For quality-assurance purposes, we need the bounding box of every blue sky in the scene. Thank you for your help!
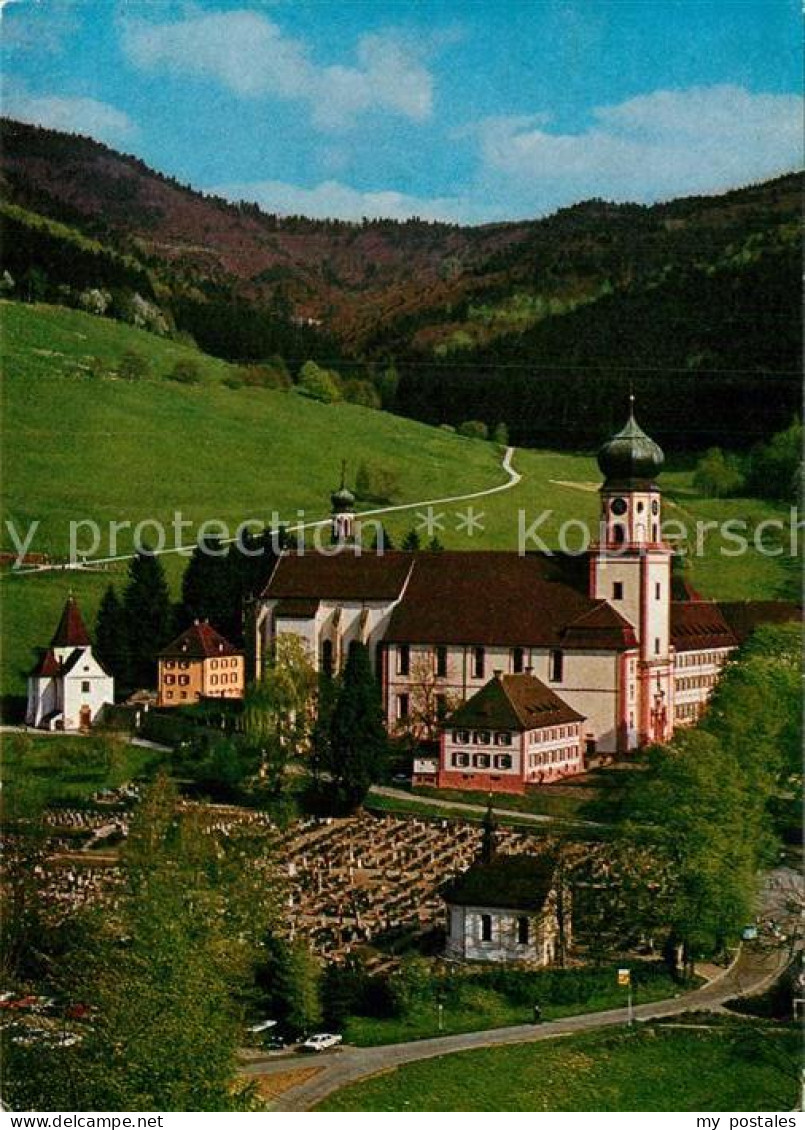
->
[2,0,802,223]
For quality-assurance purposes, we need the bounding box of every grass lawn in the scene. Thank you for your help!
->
[317,1022,800,1111]
[1,730,166,808]
[342,969,684,1047]
[1,301,796,698]
[365,790,586,834]
[411,784,594,822]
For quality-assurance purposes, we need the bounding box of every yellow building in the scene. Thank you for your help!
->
[157,620,244,707]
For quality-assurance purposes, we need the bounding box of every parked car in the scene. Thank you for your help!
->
[301,1033,343,1053]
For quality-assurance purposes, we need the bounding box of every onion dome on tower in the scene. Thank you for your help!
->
[597,395,664,489]
[330,461,356,542]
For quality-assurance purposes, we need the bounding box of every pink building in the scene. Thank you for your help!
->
[439,672,584,795]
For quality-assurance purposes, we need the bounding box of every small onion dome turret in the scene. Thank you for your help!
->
[597,397,664,488]
[331,462,355,513]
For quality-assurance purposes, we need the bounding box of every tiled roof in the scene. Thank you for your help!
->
[61,648,88,675]
[672,576,704,602]
[51,596,91,648]
[274,597,321,618]
[671,602,739,652]
[263,550,414,602]
[29,648,62,678]
[385,552,597,647]
[560,601,638,651]
[442,853,558,911]
[446,673,584,732]
[718,601,802,644]
[159,621,242,660]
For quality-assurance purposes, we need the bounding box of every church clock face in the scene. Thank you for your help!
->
[610,497,628,516]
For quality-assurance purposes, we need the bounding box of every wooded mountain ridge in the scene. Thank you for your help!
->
[1,117,800,448]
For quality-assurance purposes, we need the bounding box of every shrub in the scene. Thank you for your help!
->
[297,360,342,403]
[458,420,489,441]
[118,349,150,381]
[343,379,381,409]
[167,358,202,385]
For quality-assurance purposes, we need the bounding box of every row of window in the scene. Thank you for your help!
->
[675,702,702,720]
[209,658,238,670]
[452,730,513,747]
[528,724,578,744]
[164,674,190,687]
[675,674,718,692]
[163,660,191,670]
[676,651,728,668]
[164,690,189,700]
[397,645,565,683]
[451,752,513,771]
[528,746,578,768]
[210,673,238,686]
[609,522,660,544]
[478,914,530,944]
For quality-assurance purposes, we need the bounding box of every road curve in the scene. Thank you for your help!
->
[368,785,602,829]
[248,867,797,1112]
[11,447,522,574]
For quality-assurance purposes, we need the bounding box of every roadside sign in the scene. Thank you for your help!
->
[617,968,631,986]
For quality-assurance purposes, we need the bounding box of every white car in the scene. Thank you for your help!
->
[301,1033,343,1053]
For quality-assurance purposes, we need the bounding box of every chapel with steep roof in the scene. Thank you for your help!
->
[26,595,114,730]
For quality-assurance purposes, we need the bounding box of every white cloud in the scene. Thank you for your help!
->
[2,1,79,55]
[120,10,433,130]
[210,177,470,223]
[471,85,803,206]
[2,91,139,146]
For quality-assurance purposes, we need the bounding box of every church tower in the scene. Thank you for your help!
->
[330,462,356,543]
[590,398,673,746]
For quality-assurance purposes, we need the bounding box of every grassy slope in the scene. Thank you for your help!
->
[0,301,793,697]
[317,1023,799,1111]
[2,731,164,807]
[343,974,683,1047]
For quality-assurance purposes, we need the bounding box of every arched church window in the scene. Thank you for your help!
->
[612,524,625,545]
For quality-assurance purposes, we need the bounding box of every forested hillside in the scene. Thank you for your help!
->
[1,117,799,449]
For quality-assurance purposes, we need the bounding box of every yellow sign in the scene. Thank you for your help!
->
[617,968,631,986]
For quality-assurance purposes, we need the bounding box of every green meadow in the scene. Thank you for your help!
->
[1,301,794,698]
[317,1022,800,1111]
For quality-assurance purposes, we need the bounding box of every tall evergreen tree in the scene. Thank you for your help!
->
[177,537,237,638]
[401,528,421,552]
[123,548,173,690]
[94,583,129,688]
[329,643,387,810]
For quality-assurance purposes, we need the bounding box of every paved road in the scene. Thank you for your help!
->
[11,447,522,573]
[246,863,800,1112]
[368,785,602,829]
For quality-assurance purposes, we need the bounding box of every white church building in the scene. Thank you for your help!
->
[26,595,114,731]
